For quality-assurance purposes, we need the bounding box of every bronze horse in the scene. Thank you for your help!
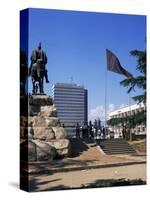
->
[30,43,49,94]
[30,60,45,94]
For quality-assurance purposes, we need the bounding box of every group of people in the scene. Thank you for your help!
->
[75,121,107,139]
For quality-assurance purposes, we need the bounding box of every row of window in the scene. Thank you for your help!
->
[111,108,145,118]
[58,110,85,113]
[53,87,85,92]
[55,104,86,108]
[60,118,85,123]
[54,95,85,100]
[58,115,85,119]
[136,127,145,132]
[55,101,85,106]
[57,108,85,112]
[58,114,85,119]
[54,97,85,102]
[53,91,85,96]
[57,110,85,114]
[113,126,146,134]
[54,96,85,102]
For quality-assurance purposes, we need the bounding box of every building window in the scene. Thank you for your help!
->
[137,128,140,133]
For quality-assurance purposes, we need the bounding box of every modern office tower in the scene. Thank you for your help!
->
[52,83,88,136]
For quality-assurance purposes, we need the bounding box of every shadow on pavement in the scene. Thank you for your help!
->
[28,178,146,192]
[69,138,89,157]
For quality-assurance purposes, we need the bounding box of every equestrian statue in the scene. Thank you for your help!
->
[30,43,49,94]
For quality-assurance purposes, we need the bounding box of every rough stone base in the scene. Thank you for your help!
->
[20,140,56,162]
[20,95,71,162]
[47,139,71,157]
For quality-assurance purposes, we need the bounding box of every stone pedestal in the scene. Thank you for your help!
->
[20,95,71,162]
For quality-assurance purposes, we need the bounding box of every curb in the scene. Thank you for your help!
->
[28,160,146,175]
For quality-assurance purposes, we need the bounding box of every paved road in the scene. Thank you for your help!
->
[29,163,146,191]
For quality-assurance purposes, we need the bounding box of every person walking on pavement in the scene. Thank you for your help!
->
[76,122,80,138]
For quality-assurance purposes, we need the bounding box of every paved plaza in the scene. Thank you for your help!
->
[26,138,146,191]
[29,163,146,191]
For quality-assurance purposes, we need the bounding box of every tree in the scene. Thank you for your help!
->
[120,49,146,130]
[20,50,28,95]
[120,50,146,104]
[108,49,146,140]
[107,110,146,128]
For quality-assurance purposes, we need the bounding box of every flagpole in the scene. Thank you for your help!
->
[106,49,133,140]
[129,90,132,141]
[105,52,107,130]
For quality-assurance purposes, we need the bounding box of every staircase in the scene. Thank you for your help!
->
[96,139,137,155]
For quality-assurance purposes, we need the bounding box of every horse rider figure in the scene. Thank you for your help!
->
[30,43,49,94]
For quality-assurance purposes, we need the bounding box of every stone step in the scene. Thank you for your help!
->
[99,141,130,144]
[97,139,137,155]
[104,151,136,155]
[99,145,135,149]
[101,147,135,151]
[100,141,133,145]
[102,147,135,151]
[102,146,133,149]
[102,148,135,152]
[100,143,132,146]
[100,145,135,148]
[101,146,135,150]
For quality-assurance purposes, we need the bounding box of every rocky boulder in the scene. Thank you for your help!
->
[52,127,67,139]
[20,140,56,162]
[33,127,55,141]
[29,95,53,106]
[29,116,59,127]
[40,105,57,117]
[20,95,71,162]
[47,139,71,157]
[34,140,56,161]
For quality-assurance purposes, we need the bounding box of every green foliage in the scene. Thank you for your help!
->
[118,49,146,130]
[107,110,146,128]
[20,50,28,67]
[120,50,146,104]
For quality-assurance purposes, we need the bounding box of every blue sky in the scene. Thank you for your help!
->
[21,8,146,121]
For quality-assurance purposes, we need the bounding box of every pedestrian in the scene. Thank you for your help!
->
[76,123,80,138]
[80,126,83,138]
[94,119,98,138]
[89,121,93,138]
[102,126,106,139]
[84,122,88,138]
[122,126,126,139]
[97,129,101,139]
[92,127,96,138]
[82,122,86,138]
